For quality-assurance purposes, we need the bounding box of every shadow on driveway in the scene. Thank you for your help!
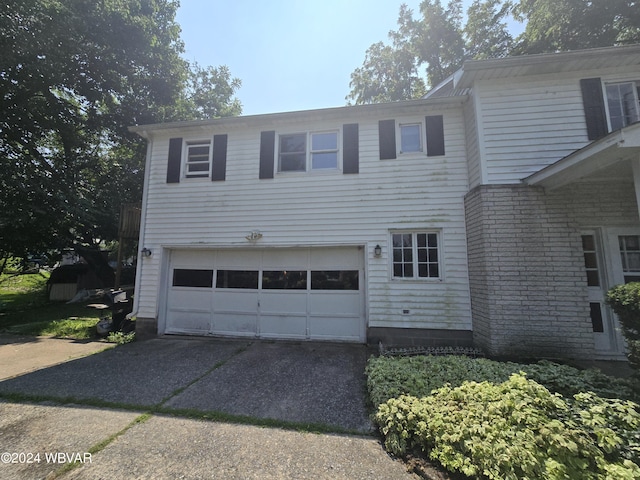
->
[0,337,373,432]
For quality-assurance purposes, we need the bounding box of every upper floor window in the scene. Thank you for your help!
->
[185,141,211,178]
[278,131,338,172]
[400,123,422,153]
[606,81,640,131]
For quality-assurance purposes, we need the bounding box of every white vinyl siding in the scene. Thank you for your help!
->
[474,75,596,184]
[136,106,472,333]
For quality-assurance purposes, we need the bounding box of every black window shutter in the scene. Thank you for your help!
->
[378,119,396,160]
[167,137,183,183]
[259,131,275,179]
[425,115,445,156]
[343,123,359,174]
[212,134,227,181]
[580,78,608,140]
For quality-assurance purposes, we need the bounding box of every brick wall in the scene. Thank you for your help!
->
[463,182,638,359]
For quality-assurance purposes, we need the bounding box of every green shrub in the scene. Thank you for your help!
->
[366,355,639,409]
[376,374,640,479]
[106,331,136,345]
[607,283,640,373]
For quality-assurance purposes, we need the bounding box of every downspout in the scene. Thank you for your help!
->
[128,134,152,321]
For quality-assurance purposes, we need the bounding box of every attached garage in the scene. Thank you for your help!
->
[163,247,365,342]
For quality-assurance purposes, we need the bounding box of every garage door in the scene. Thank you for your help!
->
[164,247,365,342]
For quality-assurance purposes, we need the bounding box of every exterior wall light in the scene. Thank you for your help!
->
[141,248,153,257]
[374,244,382,257]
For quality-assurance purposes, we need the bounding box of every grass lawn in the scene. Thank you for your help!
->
[0,271,102,339]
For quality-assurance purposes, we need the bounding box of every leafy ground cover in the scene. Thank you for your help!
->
[367,355,640,479]
[0,272,102,339]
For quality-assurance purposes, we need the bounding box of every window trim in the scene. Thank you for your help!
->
[277,130,341,173]
[390,230,442,281]
[183,139,213,179]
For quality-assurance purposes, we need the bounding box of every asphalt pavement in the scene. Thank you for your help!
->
[0,335,418,479]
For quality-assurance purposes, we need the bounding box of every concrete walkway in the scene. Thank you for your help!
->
[0,336,418,479]
[0,335,114,381]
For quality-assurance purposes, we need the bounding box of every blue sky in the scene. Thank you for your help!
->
[175,1,513,116]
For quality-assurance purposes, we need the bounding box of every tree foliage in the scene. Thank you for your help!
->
[347,0,640,104]
[0,0,241,264]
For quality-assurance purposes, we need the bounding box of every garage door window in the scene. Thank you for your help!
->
[262,271,307,289]
[311,270,359,290]
[172,269,213,288]
[216,270,259,289]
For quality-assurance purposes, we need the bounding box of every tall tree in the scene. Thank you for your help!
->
[347,0,640,104]
[348,5,426,104]
[513,0,640,54]
[465,0,513,59]
[0,0,241,267]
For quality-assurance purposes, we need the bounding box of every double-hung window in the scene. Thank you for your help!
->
[606,81,640,131]
[399,123,422,153]
[278,131,338,172]
[185,141,211,178]
[392,232,440,279]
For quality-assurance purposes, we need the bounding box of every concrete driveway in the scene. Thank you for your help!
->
[0,336,418,479]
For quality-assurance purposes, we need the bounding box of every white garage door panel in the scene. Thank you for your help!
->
[260,291,307,313]
[166,310,210,334]
[260,315,307,338]
[309,293,360,315]
[165,247,365,342]
[212,314,257,336]
[309,316,361,340]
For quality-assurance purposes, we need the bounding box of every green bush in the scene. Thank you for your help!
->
[607,283,640,373]
[366,355,639,409]
[375,374,640,479]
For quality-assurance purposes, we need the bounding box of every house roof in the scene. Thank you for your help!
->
[426,44,640,98]
[523,122,640,189]
[129,96,465,139]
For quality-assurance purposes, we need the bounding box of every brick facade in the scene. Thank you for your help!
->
[464,182,637,359]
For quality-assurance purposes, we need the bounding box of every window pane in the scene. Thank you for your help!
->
[311,132,337,151]
[400,124,421,152]
[590,303,604,333]
[586,270,600,287]
[262,271,307,289]
[280,134,306,153]
[173,269,213,288]
[188,162,210,172]
[312,152,337,169]
[280,153,306,171]
[311,271,358,290]
[189,145,210,156]
[216,270,259,289]
[416,232,440,278]
[582,235,595,251]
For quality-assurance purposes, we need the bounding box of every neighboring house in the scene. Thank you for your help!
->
[130,44,640,361]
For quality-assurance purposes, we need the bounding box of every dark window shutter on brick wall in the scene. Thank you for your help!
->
[342,123,359,174]
[580,78,608,140]
[212,134,228,181]
[259,131,275,179]
[167,137,183,183]
[425,115,445,156]
[378,119,396,160]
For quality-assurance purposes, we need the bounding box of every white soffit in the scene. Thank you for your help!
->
[524,123,640,190]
